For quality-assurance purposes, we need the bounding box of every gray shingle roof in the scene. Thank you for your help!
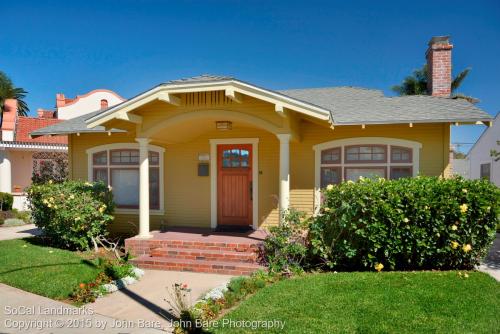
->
[30,110,125,137]
[31,76,493,137]
[278,87,492,124]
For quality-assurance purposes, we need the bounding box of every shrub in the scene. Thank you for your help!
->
[27,180,114,250]
[105,263,135,280]
[31,152,68,184]
[0,192,13,211]
[310,176,500,271]
[262,210,309,273]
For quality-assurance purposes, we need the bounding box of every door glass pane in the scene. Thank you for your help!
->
[111,169,139,207]
[345,168,385,181]
[231,159,240,167]
[321,167,341,188]
[321,148,340,164]
[223,158,231,167]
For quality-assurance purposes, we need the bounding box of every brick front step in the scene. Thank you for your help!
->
[150,247,258,263]
[131,256,265,275]
[126,239,261,256]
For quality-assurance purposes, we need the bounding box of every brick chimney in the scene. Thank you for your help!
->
[56,93,66,107]
[37,108,56,119]
[426,36,453,97]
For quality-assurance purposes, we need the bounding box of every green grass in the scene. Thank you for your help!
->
[0,238,101,299]
[215,271,500,334]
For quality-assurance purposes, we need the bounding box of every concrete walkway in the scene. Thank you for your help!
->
[92,269,233,330]
[478,233,500,281]
[0,283,162,333]
[0,224,41,240]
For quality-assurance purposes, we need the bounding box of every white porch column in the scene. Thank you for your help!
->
[0,150,12,193]
[277,134,291,222]
[136,138,152,238]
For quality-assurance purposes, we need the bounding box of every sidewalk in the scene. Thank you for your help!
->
[0,224,41,241]
[0,283,162,333]
[478,233,500,281]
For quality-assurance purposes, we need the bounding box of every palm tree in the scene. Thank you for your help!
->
[392,65,478,103]
[0,71,29,123]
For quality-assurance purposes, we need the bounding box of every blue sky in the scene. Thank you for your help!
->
[2,0,499,152]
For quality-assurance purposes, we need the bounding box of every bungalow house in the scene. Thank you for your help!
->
[31,36,492,273]
[0,90,124,209]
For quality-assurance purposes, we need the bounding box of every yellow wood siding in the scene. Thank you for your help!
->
[69,103,450,234]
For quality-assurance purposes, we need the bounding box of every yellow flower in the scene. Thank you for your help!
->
[84,182,92,186]
[22,245,27,248]
[75,217,81,221]
[53,205,58,209]
[48,180,53,184]
[324,207,331,212]
[403,218,409,223]
[463,272,469,278]
[49,197,54,202]
[374,263,384,272]
[462,189,468,193]
[460,204,468,214]
[108,185,113,191]
[451,241,459,249]
[347,180,354,184]
[69,194,75,199]
[451,225,458,231]
[49,250,53,254]
[99,206,106,213]
[47,203,52,208]
[359,176,365,181]
[326,184,334,191]
[42,199,48,204]
[462,244,472,253]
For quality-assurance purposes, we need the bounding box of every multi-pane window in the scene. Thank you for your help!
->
[345,145,386,162]
[319,144,415,187]
[92,149,161,209]
[222,148,250,168]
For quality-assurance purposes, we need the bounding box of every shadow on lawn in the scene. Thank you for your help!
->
[0,261,98,276]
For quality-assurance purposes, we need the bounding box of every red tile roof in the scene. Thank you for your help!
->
[14,117,68,144]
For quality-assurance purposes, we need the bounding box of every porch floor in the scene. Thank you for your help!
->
[125,227,268,275]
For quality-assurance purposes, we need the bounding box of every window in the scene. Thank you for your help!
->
[480,163,491,181]
[90,147,162,210]
[390,166,412,180]
[391,146,412,163]
[321,167,341,188]
[315,139,420,190]
[222,148,250,168]
[345,145,386,163]
[345,167,386,181]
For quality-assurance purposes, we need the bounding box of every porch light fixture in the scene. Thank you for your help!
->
[216,121,232,131]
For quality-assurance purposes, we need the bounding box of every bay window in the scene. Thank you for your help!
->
[88,144,163,211]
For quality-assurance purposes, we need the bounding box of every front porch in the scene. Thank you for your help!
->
[125,227,267,275]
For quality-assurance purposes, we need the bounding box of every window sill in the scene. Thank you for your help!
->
[115,208,165,216]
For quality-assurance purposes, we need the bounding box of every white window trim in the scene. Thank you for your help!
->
[86,142,165,215]
[209,138,259,230]
[313,137,422,213]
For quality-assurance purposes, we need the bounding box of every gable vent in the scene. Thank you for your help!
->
[182,91,234,107]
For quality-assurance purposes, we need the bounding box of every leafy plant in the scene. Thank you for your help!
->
[0,192,13,211]
[27,180,114,250]
[71,272,111,304]
[262,209,309,273]
[104,263,135,280]
[310,176,499,271]
[0,70,29,117]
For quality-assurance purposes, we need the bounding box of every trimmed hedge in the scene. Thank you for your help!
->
[27,181,114,250]
[0,192,13,211]
[309,176,499,271]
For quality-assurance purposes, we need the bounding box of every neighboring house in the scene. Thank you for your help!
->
[32,36,492,236]
[468,112,500,186]
[0,90,124,209]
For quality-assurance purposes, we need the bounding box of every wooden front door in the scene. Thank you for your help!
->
[217,144,253,226]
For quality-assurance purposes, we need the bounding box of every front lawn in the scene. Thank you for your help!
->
[0,238,101,299]
[215,271,499,333]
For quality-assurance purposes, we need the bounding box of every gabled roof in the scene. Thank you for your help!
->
[279,87,492,125]
[32,75,493,137]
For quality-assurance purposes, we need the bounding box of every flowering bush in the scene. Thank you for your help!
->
[310,176,499,271]
[262,209,310,273]
[27,180,114,250]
